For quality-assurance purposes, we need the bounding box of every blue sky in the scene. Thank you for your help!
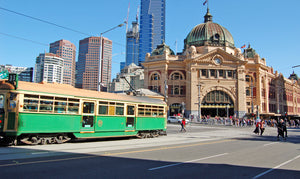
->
[1,0,300,79]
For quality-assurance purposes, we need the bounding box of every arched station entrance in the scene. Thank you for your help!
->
[201,90,234,117]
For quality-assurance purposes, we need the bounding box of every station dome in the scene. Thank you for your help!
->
[184,9,235,48]
[151,42,175,56]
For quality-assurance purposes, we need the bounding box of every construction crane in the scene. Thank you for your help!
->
[292,65,300,68]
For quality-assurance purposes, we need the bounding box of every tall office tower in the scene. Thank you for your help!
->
[34,53,64,83]
[138,0,165,65]
[49,39,76,86]
[126,21,139,66]
[76,36,112,91]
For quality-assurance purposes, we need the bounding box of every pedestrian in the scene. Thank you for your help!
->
[260,120,265,136]
[253,120,260,135]
[277,119,285,141]
[283,119,288,138]
[180,118,186,132]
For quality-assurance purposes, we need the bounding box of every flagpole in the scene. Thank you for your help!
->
[207,0,209,10]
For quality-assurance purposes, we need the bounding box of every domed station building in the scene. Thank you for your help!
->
[142,8,300,120]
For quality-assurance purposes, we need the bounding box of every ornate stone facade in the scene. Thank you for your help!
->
[142,9,300,119]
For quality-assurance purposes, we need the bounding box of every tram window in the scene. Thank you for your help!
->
[24,94,39,99]
[158,109,164,117]
[99,101,108,115]
[68,102,79,114]
[69,98,80,102]
[145,108,151,116]
[152,109,158,117]
[116,103,124,115]
[109,106,115,115]
[55,101,66,113]
[126,117,134,127]
[99,106,108,115]
[23,99,38,112]
[0,95,4,109]
[138,105,145,116]
[138,109,144,116]
[39,100,53,112]
[82,116,94,127]
[40,96,54,100]
[55,97,67,101]
[83,102,94,114]
[127,105,135,115]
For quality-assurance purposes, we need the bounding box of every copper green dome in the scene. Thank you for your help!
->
[184,9,234,48]
[151,42,175,56]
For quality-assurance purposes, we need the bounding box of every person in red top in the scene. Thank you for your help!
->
[180,118,186,132]
[260,120,265,136]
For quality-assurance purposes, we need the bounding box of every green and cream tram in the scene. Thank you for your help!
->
[0,79,167,145]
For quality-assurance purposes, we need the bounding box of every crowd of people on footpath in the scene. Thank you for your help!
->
[188,114,300,128]
[178,113,299,136]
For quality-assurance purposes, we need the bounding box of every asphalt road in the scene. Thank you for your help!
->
[0,124,299,179]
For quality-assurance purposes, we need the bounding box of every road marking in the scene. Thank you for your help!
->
[101,139,234,156]
[0,139,234,167]
[31,152,49,155]
[263,142,278,146]
[252,154,300,179]
[148,153,228,171]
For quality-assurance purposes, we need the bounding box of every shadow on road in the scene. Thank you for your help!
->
[0,148,299,178]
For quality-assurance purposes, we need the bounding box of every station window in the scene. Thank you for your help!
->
[228,70,233,78]
[201,69,207,77]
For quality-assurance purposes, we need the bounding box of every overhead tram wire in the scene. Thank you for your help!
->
[0,32,49,46]
[0,6,92,37]
[0,6,126,47]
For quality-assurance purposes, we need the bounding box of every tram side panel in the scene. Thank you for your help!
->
[135,117,166,131]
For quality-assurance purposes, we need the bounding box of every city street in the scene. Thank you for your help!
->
[0,124,299,178]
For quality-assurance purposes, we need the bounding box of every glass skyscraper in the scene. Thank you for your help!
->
[138,0,165,65]
[126,21,139,66]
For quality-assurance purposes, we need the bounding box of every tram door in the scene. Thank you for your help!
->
[80,101,96,133]
[125,104,136,131]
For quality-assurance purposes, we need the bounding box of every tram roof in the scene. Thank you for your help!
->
[2,81,166,105]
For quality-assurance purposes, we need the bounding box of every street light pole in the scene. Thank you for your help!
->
[98,23,125,92]
[197,82,202,120]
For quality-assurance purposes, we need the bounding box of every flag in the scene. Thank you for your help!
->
[203,0,208,6]
[241,44,246,49]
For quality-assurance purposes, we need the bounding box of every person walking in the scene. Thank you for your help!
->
[260,120,265,136]
[253,119,261,135]
[283,118,288,138]
[277,119,285,141]
[180,118,186,132]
